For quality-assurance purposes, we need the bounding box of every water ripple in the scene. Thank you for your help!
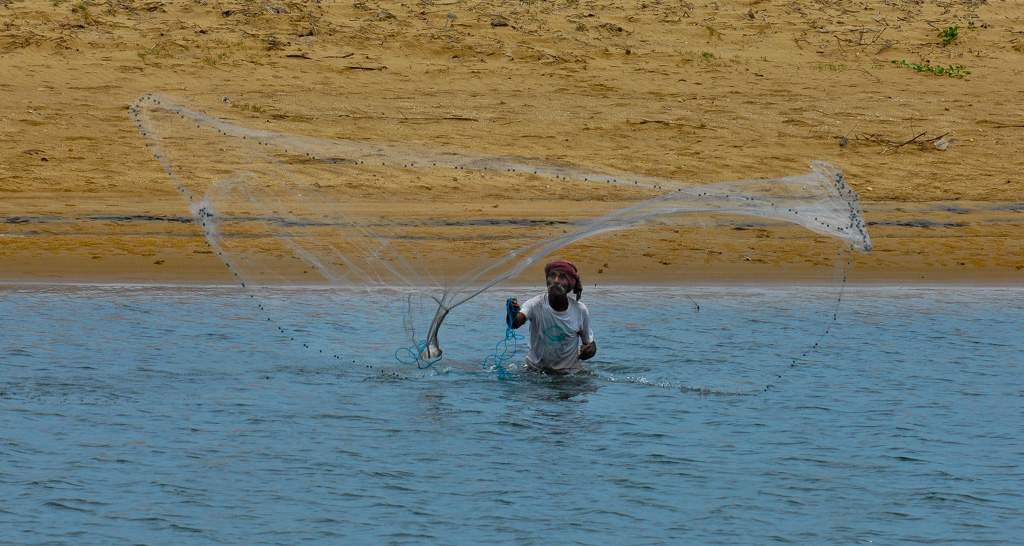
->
[1,285,1022,542]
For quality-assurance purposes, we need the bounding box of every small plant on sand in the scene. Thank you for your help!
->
[202,51,228,66]
[891,60,970,78]
[137,41,181,66]
[232,103,264,114]
[939,25,959,46]
[71,3,94,24]
[676,49,729,69]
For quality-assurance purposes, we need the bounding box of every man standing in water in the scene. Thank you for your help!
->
[507,260,597,374]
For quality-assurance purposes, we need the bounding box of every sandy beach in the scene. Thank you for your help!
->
[2,0,1022,285]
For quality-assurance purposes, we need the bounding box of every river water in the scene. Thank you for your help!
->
[1,284,1021,543]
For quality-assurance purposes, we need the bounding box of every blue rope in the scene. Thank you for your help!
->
[394,299,521,378]
[483,298,522,379]
[394,341,443,370]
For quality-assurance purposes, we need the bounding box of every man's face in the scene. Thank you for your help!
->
[546,270,572,296]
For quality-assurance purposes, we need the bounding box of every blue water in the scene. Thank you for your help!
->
[2,284,1022,543]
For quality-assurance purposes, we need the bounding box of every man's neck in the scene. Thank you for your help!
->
[548,293,569,312]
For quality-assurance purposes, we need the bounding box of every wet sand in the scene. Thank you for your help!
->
[2,0,1022,285]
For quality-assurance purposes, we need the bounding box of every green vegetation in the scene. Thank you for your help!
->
[137,42,179,66]
[202,52,228,66]
[71,3,94,24]
[939,25,959,47]
[891,60,970,78]
[232,103,264,114]
[675,49,725,67]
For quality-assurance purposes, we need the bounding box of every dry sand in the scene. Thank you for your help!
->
[2,0,1022,285]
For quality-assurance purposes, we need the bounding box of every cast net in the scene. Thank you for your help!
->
[131,94,871,388]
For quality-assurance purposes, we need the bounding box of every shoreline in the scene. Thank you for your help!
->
[3,199,1021,285]
[4,277,1024,289]
[2,254,1020,287]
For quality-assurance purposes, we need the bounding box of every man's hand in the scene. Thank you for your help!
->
[579,341,597,361]
[506,298,526,328]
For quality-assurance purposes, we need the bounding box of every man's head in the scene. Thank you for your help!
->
[544,260,583,301]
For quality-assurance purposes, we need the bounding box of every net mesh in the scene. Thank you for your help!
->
[131,94,871,368]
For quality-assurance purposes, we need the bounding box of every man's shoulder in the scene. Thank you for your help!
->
[524,293,547,306]
[521,293,547,313]
[571,299,590,315]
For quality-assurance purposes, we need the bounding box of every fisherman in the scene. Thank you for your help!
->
[506,260,597,374]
